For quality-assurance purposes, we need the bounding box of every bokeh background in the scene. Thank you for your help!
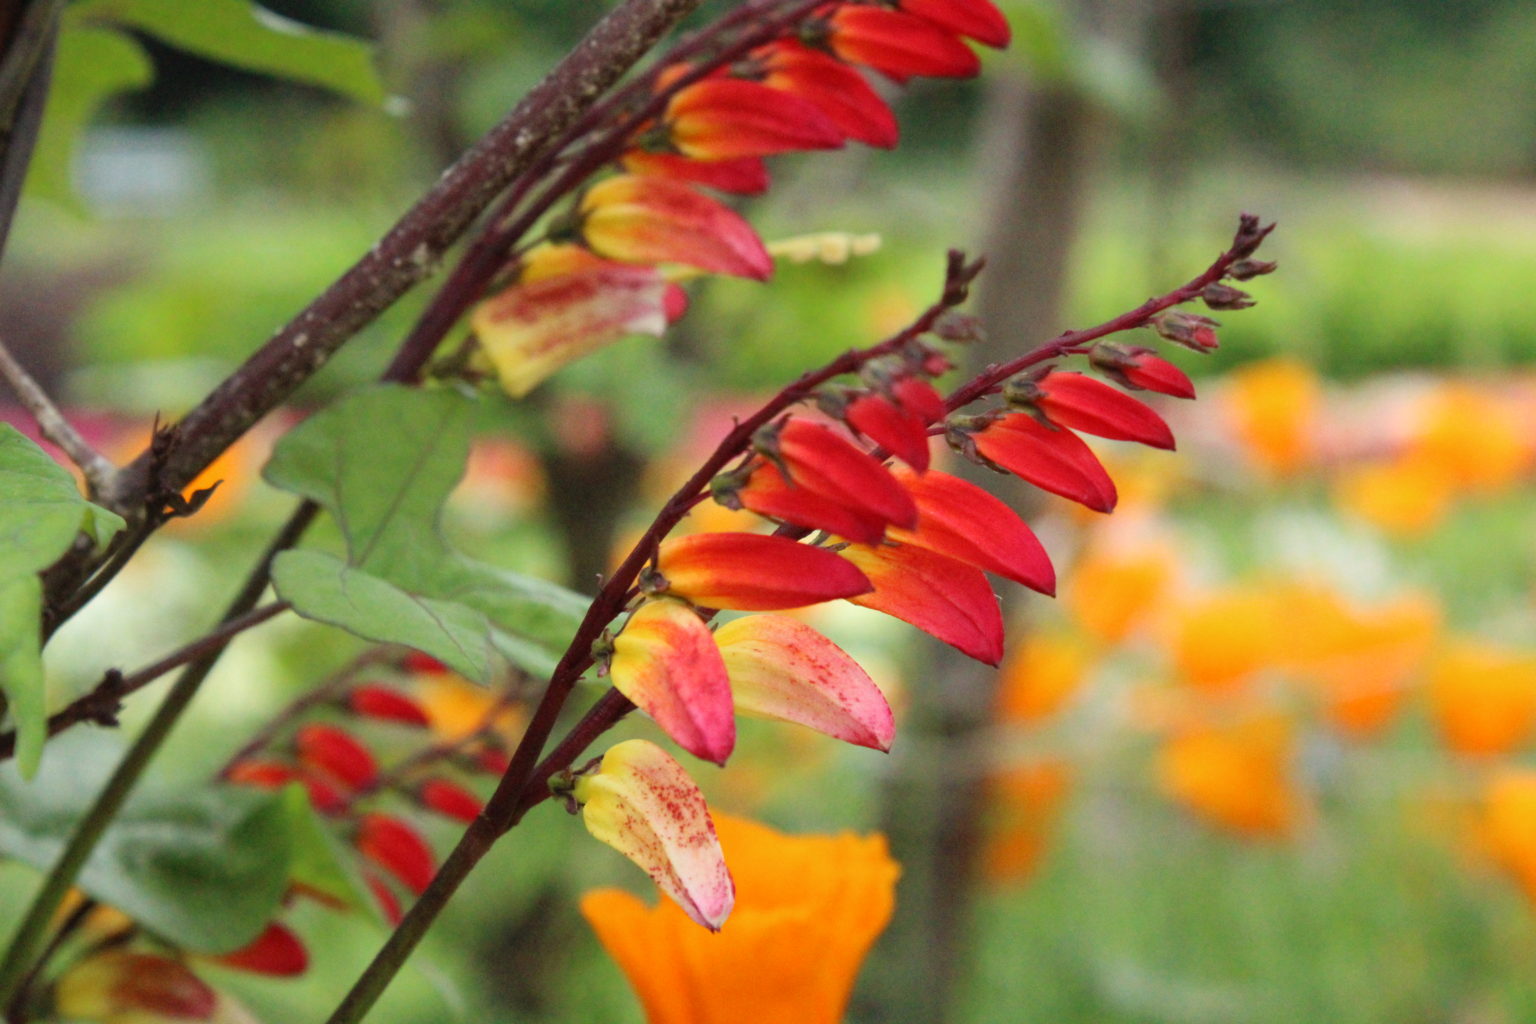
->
[6,1,1536,1022]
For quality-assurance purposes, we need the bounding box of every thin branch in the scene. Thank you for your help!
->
[0,0,61,262]
[0,337,117,494]
[44,0,712,628]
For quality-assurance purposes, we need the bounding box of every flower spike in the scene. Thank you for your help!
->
[619,150,770,195]
[840,541,1005,665]
[715,614,895,751]
[580,174,773,280]
[820,6,982,83]
[768,417,918,528]
[571,739,735,930]
[664,78,845,160]
[899,0,1011,47]
[755,40,900,148]
[843,392,932,471]
[731,461,891,544]
[609,599,736,765]
[355,813,436,895]
[969,413,1118,513]
[474,260,674,397]
[887,466,1055,594]
[1016,371,1177,449]
[294,724,378,791]
[214,922,309,977]
[655,533,873,610]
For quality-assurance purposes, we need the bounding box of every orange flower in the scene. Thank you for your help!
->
[1480,770,1536,906]
[1164,585,1286,695]
[1155,714,1302,838]
[1062,544,1175,645]
[1222,358,1319,476]
[994,630,1094,723]
[581,814,899,1024]
[580,174,772,280]
[1333,455,1456,539]
[982,759,1072,885]
[1428,638,1536,757]
[840,540,1005,665]
[1410,384,1531,494]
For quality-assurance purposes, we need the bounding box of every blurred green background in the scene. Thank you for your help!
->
[6,1,1536,1023]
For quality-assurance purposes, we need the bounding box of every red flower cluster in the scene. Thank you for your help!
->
[224,665,506,927]
[603,337,1197,766]
[473,0,1011,397]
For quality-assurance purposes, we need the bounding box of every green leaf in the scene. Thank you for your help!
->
[0,425,113,775]
[0,579,46,780]
[263,386,585,677]
[0,733,293,953]
[23,24,154,209]
[281,784,376,919]
[0,425,98,579]
[264,386,473,573]
[271,550,492,682]
[69,0,387,105]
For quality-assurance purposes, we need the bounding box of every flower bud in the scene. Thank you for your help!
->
[1201,282,1255,311]
[569,739,734,930]
[295,724,379,791]
[1149,310,1220,352]
[1227,258,1278,281]
[1090,344,1196,399]
[346,685,431,727]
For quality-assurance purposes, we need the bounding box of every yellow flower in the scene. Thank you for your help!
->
[581,814,899,1024]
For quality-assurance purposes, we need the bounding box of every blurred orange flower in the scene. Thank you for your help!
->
[982,758,1072,885]
[1410,385,1531,495]
[1481,770,1536,906]
[1334,455,1456,539]
[1064,545,1176,646]
[581,814,899,1024]
[994,630,1094,723]
[1428,639,1536,757]
[1223,358,1319,476]
[1164,586,1284,695]
[1156,713,1302,838]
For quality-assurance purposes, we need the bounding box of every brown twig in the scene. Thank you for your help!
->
[0,602,289,764]
[42,0,714,619]
[0,335,116,494]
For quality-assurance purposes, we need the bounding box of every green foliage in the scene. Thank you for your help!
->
[264,385,586,680]
[0,733,291,953]
[69,0,388,106]
[28,0,386,209]
[0,427,122,776]
[23,25,153,210]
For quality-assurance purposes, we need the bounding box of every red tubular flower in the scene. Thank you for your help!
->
[295,723,379,791]
[715,614,895,751]
[1090,344,1197,399]
[609,599,736,765]
[655,533,874,610]
[892,374,948,423]
[473,747,512,775]
[771,418,918,529]
[820,5,982,83]
[898,0,1011,47]
[840,541,1005,665]
[733,461,890,544]
[580,174,773,280]
[887,467,1055,594]
[403,651,449,674]
[755,40,899,148]
[364,872,403,925]
[224,758,298,789]
[1024,371,1177,449]
[620,150,771,195]
[301,773,346,815]
[213,922,309,977]
[417,777,484,823]
[664,77,845,159]
[971,413,1118,513]
[843,392,931,472]
[355,813,437,895]
[347,684,431,727]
